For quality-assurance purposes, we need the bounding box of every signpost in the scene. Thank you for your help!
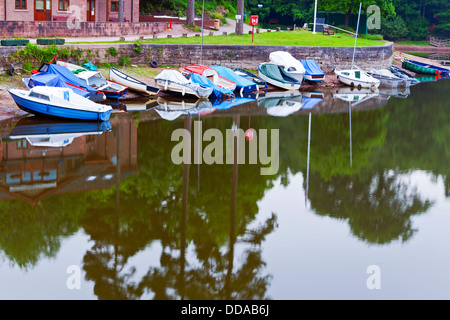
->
[250,15,259,43]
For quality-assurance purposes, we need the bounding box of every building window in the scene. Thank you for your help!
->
[111,1,119,12]
[59,0,70,11]
[15,0,27,9]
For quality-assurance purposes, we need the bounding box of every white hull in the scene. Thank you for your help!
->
[335,69,380,89]
[304,74,325,81]
[258,70,301,90]
[109,68,159,95]
[155,79,203,98]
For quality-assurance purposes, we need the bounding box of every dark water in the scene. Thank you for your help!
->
[0,80,448,300]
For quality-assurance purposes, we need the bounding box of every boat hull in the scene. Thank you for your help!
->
[10,91,111,121]
[109,67,159,95]
[402,60,438,75]
[155,79,203,98]
[367,72,407,88]
[335,71,380,89]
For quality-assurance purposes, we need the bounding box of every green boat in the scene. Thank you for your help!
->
[402,59,438,75]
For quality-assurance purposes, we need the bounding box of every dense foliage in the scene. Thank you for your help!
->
[139,0,450,40]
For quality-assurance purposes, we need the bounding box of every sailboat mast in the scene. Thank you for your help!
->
[351,3,362,68]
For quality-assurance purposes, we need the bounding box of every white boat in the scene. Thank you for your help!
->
[8,86,112,121]
[269,51,306,83]
[367,69,408,87]
[109,67,160,96]
[180,65,237,91]
[258,63,302,90]
[334,66,380,89]
[56,60,127,99]
[154,70,213,99]
[258,91,303,117]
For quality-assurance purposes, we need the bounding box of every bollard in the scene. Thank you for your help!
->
[209,31,214,36]
[223,32,227,36]
[256,28,260,34]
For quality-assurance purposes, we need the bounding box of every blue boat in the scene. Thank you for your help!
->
[23,73,91,98]
[33,63,99,95]
[213,97,256,110]
[189,72,235,101]
[300,60,325,82]
[211,66,257,94]
[9,86,112,121]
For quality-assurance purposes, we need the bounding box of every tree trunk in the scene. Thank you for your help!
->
[344,11,350,28]
[235,0,244,35]
[186,0,195,26]
[118,0,124,22]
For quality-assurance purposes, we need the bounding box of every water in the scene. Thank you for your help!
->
[0,80,448,300]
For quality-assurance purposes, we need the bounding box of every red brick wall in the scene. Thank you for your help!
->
[0,21,165,38]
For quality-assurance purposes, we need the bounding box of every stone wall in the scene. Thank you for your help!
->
[0,42,393,75]
[0,21,165,38]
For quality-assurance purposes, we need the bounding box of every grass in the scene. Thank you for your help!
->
[395,40,430,46]
[67,30,387,47]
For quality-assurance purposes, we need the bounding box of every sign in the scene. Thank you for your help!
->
[235,15,241,20]
[250,15,259,26]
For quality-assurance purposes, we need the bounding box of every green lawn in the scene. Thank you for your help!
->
[68,30,387,47]
[395,40,430,46]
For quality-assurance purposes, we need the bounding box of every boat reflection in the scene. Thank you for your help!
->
[258,91,303,117]
[155,97,216,121]
[333,87,380,106]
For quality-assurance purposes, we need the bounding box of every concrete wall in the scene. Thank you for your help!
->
[0,21,165,38]
[0,42,393,75]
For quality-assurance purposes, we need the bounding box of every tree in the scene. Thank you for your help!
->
[186,0,195,26]
[235,0,245,35]
[320,0,396,28]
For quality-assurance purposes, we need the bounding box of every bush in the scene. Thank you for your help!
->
[380,16,408,41]
[359,34,383,40]
[407,16,429,41]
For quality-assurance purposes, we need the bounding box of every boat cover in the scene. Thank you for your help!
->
[42,63,98,94]
[23,73,90,98]
[211,66,257,93]
[154,70,213,98]
[300,60,325,76]
[189,72,234,100]
[269,51,305,73]
[261,64,296,84]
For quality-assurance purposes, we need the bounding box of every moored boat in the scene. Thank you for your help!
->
[334,66,380,89]
[269,51,306,83]
[300,59,325,82]
[109,67,160,96]
[402,58,449,76]
[8,86,112,121]
[154,69,213,99]
[389,65,420,86]
[367,69,407,87]
[258,63,302,90]
[180,64,237,91]
[23,72,91,98]
[401,59,440,75]
[232,68,268,89]
[211,65,257,95]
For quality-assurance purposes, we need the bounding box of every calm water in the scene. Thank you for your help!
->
[0,79,448,300]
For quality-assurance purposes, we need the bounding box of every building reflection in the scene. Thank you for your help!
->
[0,117,138,206]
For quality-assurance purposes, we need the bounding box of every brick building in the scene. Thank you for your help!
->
[0,0,139,22]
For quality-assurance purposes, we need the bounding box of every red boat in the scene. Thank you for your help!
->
[180,64,237,91]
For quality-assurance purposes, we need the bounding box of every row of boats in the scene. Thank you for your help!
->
[7,51,448,122]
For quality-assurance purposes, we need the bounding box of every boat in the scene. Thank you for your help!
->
[154,69,213,99]
[402,58,449,76]
[401,59,440,75]
[300,60,325,82]
[8,86,112,121]
[334,66,380,89]
[211,65,257,94]
[180,64,237,91]
[188,72,235,101]
[258,91,303,117]
[32,63,102,98]
[269,51,306,83]
[389,65,420,86]
[366,69,407,87]
[232,68,268,89]
[258,63,302,90]
[109,67,160,96]
[23,72,91,98]
[55,60,128,99]
[415,74,440,82]
[9,116,112,148]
